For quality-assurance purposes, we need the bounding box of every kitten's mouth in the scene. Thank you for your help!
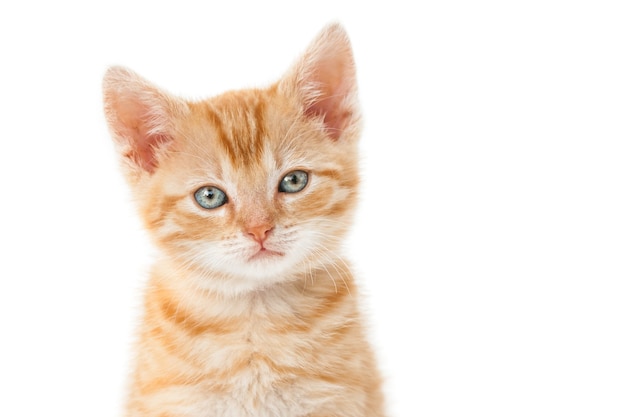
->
[249,248,284,261]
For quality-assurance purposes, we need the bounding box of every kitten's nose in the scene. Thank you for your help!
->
[246,224,273,244]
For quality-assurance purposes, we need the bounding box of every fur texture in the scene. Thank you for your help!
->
[103,23,386,417]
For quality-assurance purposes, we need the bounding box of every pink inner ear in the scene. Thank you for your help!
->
[305,70,352,140]
[305,90,352,141]
[297,27,357,141]
[110,90,174,174]
[129,131,172,173]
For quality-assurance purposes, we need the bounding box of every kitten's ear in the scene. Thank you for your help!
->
[280,23,360,141]
[102,67,188,175]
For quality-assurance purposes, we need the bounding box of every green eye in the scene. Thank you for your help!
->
[279,170,308,193]
[194,186,227,209]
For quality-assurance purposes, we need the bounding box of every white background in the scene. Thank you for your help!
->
[1,1,625,416]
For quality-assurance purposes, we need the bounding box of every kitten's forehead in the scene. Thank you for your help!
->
[182,88,318,174]
[192,89,282,169]
[173,86,348,200]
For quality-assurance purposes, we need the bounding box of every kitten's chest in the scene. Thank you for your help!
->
[185,315,337,416]
[135,277,355,417]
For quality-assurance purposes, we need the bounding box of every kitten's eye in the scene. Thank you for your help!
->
[279,170,309,193]
[194,186,227,209]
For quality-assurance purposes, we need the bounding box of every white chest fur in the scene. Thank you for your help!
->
[128,281,363,417]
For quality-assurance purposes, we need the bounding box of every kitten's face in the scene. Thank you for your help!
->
[145,91,359,291]
[104,25,360,293]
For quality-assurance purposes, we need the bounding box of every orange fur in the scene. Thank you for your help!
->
[103,23,386,417]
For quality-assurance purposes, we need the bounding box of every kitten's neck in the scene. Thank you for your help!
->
[149,256,356,318]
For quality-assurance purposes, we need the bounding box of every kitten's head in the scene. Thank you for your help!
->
[103,24,361,294]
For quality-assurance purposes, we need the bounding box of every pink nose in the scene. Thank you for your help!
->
[246,224,273,244]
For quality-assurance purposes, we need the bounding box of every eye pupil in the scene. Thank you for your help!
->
[194,186,227,209]
[279,170,308,193]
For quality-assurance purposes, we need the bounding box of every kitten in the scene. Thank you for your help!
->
[103,23,386,417]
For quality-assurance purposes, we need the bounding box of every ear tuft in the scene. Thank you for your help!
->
[281,23,360,141]
[102,67,187,174]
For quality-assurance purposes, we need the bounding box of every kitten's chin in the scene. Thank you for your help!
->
[248,248,284,262]
[235,251,297,284]
[218,263,300,295]
[180,248,302,294]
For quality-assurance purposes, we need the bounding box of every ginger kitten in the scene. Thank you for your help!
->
[103,24,386,417]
